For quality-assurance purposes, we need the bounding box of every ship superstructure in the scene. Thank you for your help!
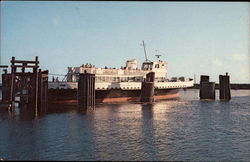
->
[49,58,193,90]
[48,41,194,103]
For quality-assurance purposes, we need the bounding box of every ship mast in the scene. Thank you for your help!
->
[142,40,149,62]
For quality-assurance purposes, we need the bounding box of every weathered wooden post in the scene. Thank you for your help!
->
[34,56,39,116]
[0,66,10,109]
[78,72,95,110]
[140,72,155,102]
[1,72,11,103]
[219,73,231,100]
[37,69,48,115]
[10,57,16,110]
[199,75,215,100]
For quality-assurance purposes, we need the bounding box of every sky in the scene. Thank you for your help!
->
[1,1,249,83]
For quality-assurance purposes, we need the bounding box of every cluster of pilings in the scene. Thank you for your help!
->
[76,71,157,108]
[199,73,231,100]
[0,56,48,117]
[1,57,158,117]
[77,71,95,111]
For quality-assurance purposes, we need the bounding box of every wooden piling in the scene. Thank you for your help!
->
[219,73,231,100]
[140,72,155,102]
[200,75,209,83]
[200,82,215,100]
[37,70,48,114]
[78,72,95,110]
[10,57,16,109]
[1,74,11,102]
[199,75,215,100]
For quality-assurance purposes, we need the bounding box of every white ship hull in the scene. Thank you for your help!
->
[48,80,194,90]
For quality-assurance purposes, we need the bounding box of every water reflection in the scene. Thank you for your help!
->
[47,103,97,115]
[7,110,15,120]
[90,104,144,160]
[0,90,250,161]
[140,103,158,160]
[2,115,41,160]
[19,106,37,120]
[0,103,97,121]
[47,104,78,114]
[141,103,154,120]
[195,100,245,161]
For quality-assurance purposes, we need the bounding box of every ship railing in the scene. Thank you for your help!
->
[48,82,77,89]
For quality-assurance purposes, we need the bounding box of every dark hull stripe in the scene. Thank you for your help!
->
[48,88,179,104]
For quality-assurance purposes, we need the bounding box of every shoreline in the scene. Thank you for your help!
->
[188,83,250,90]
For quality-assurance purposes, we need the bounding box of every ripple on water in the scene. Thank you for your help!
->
[0,90,250,161]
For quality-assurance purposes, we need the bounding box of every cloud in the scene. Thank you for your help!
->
[212,58,224,66]
[231,54,249,61]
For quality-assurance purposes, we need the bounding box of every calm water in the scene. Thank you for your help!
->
[0,89,250,161]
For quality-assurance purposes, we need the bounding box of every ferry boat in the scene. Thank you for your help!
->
[48,41,194,103]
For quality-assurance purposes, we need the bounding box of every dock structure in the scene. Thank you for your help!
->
[140,72,155,102]
[199,75,215,100]
[0,56,48,116]
[77,71,95,111]
[219,73,231,100]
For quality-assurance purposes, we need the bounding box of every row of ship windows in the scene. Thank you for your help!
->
[51,85,186,90]
[95,85,187,90]
[157,85,187,88]
[96,87,140,90]
[95,77,142,82]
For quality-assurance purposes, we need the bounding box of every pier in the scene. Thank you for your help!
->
[199,73,232,101]
[0,56,48,117]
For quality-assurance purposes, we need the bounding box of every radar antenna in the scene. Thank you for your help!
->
[155,50,162,60]
[155,54,162,59]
